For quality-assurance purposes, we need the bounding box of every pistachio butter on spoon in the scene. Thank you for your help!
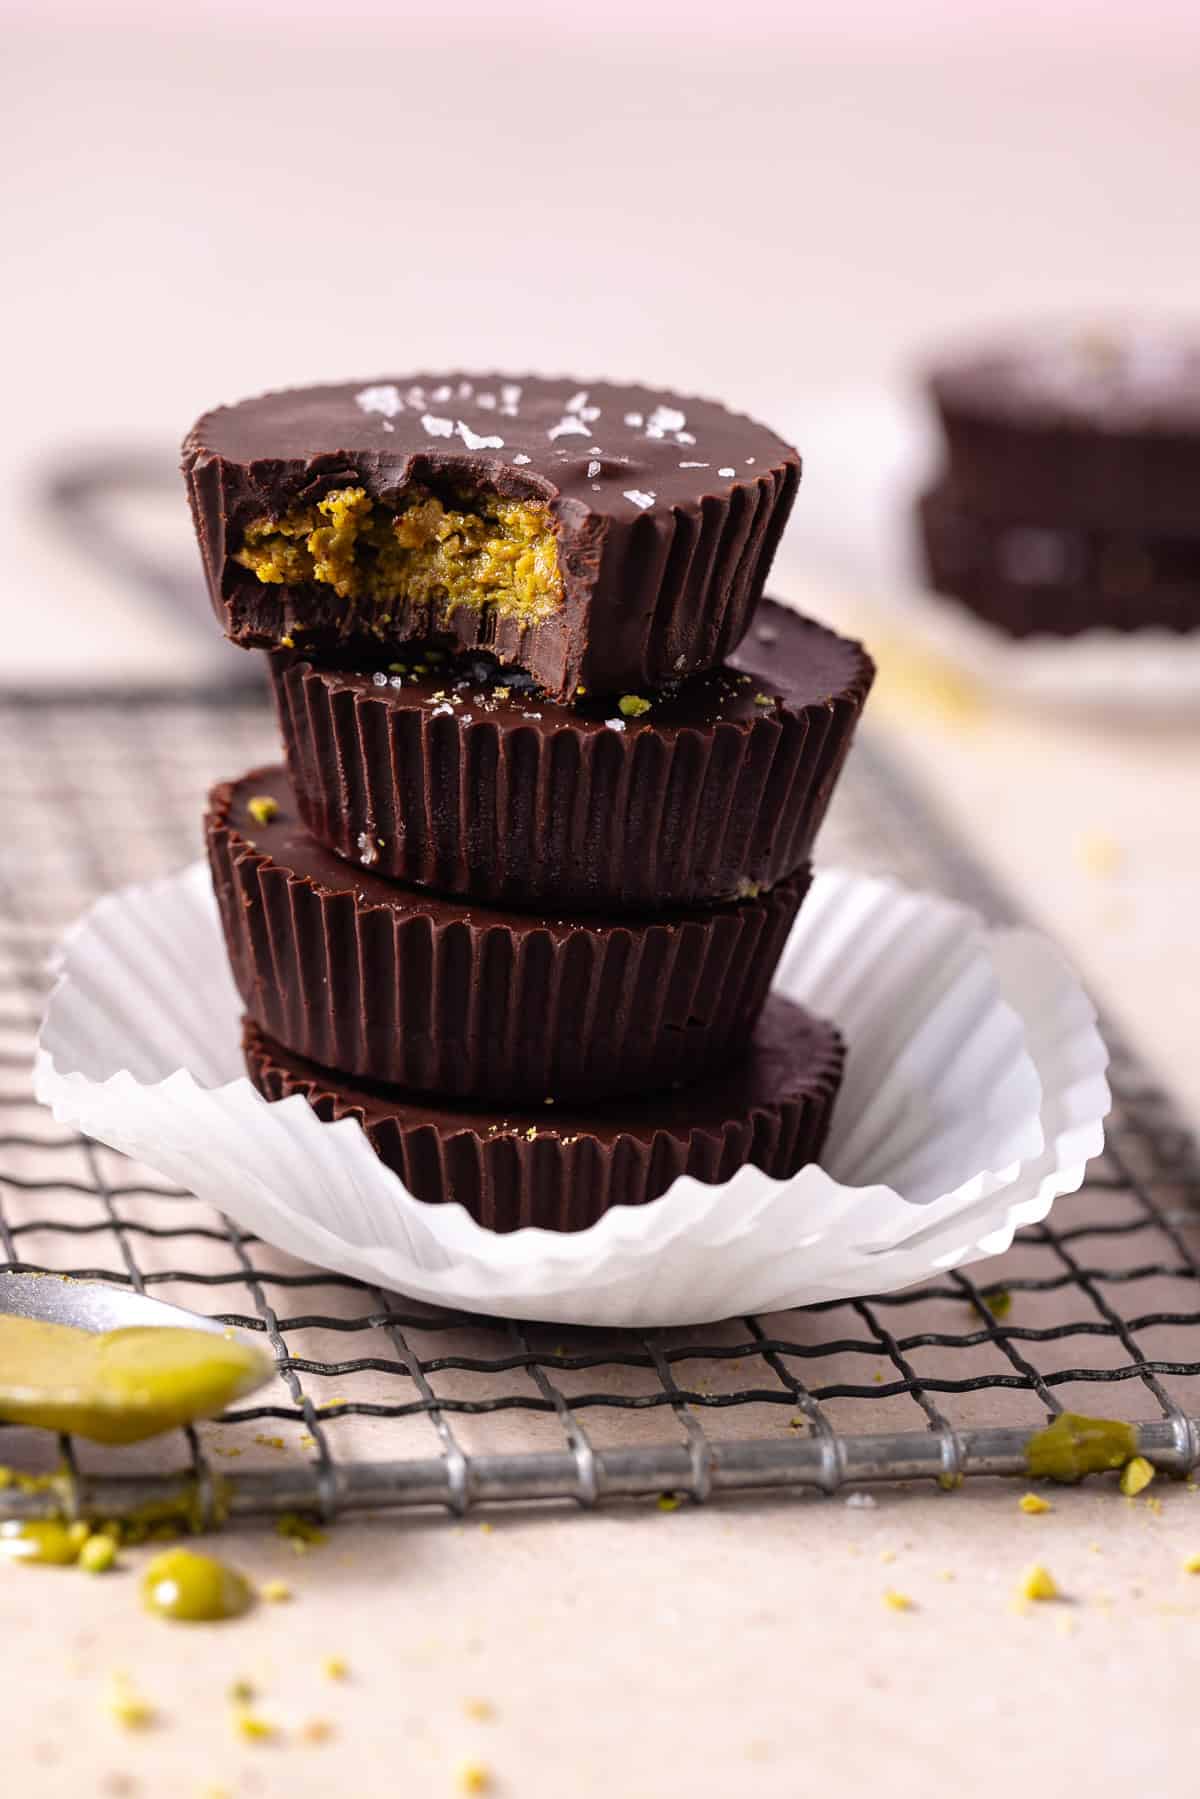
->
[0,1274,273,1445]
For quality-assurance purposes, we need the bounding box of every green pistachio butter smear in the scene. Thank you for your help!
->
[0,1315,272,1445]
[1025,1412,1139,1483]
[141,1548,254,1622]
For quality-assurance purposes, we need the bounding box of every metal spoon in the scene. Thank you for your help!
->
[0,1272,275,1443]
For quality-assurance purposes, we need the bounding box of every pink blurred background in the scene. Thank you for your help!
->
[7,1,1200,683]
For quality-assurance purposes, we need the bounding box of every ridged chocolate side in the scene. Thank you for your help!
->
[181,374,800,700]
[919,485,1200,636]
[207,766,808,1105]
[269,601,874,910]
[930,386,1200,534]
[242,996,845,1233]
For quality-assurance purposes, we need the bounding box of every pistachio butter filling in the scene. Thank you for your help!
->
[235,484,563,626]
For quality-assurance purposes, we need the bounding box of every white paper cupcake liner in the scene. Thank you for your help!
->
[786,388,1200,719]
[33,862,1110,1327]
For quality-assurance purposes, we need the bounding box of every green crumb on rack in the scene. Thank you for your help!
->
[246,796,279,827]
[617,693,652,718]
[981,1288,1012,1320]
[656,1493,683,1512]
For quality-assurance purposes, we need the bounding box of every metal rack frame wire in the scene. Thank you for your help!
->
[1,685,1198,1524]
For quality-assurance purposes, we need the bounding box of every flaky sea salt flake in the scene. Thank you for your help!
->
[604,717,627,733]
[355,384,404,418]
[623,411,644,428]
[679,461,709,469]
[457,421,504,452]
[421,413,454,438]
[623,489,656,510]
[718,466,736,477]
[512,452,531,465]
[587,459,601,479]
[648,405,686,435]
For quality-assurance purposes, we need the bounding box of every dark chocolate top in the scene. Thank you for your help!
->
[244,994,841,1148]
[185,374,798,515]
[929,328,1200,433]
[286,599,872,737]
[211,765,802,936]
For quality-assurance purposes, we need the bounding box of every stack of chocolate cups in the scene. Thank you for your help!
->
[184,376,874,1232]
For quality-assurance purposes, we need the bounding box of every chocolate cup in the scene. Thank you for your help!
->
[182,373,800,700]
[928,334,1200,532]
[269,599,874,911]
[208,766,808,1106]
[242,995,844,1233]
[918,485,1200,637]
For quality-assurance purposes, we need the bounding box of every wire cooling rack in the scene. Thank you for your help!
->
[1,684,1199,1526]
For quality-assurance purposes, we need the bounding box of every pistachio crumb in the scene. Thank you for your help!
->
[657,1493,683,1513]
[463,1698,495,1721]
[1019,1493,1052,1515]
[279,634,295,650]
[79,1534,118,1574]
[107,1675,154,1731]
[1018,1563,1060,1603]
[322,1655,349,1681]
[229,1678,255,1704]
[617,693,652,718]
[491,686,511,701]
[259,1579,292,1603]
[753,691,774,706]
[478,1521,494,1535]
[981,1288,1013,1320]
[575,685,587,696]
[883,1589,914,1612]
[254,1434,286,1451]
[246,796,279,828]
[1120,1455,1156,1498]
[301,1718,334,1744]
[276,1512,327,1551]
[456,1759,492,1794]
[1183,1553,1200,1574]
[232,1706,277,1744]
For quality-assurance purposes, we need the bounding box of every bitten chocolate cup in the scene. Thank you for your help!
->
[269,599,874,911]
[182,374,800,700]
[919,484,1200,637]
[208,766,808,1105]
[242,995,844,1233]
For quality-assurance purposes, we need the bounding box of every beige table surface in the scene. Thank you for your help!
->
[6,18,1200,1798]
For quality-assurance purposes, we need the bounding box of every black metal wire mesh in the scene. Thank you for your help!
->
[2,684,1199,1523]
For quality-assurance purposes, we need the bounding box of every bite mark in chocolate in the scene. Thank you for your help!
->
[182,373,801,699]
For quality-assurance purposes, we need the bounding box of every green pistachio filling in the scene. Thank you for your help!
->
[235,484,562,627]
